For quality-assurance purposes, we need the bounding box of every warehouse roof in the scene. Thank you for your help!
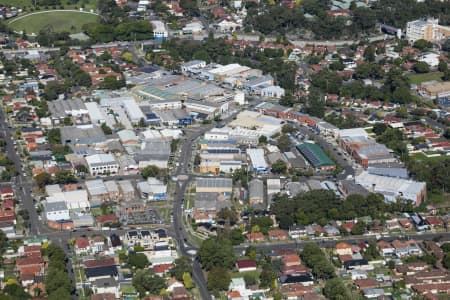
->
[45,201,68,212]
[85,179,108,196]
[60,125,106,144]
[355,172,426,202]
[338,128,368,138]
[196,177,232,189]
[85,154,117,166]
[367,167,408,179]
[357,144,394,160]
[48,99,87,118]
[296,143,335,168]
[247,148,268,170]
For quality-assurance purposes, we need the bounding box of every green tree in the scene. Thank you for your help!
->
[128,253,149,268]
[182,272,194,289]
[47,287,71,300]
[282,124,296,134]
[323,278,351,300]
[279,93,296,107]
[276,134,291,152]
[227,228,245,245]
[271,159,287,174]
[251,216,274,235]
[101,123,113,135]
[170,257,193,281]
[372,123,387,135]
[54,170,77,184]
[301,243,335,279]
[443,39,450,52]
[198,237,236,270]
[438,60,448,73]
[304,89,326,118]
[2,283,30,299]
[99,75,125,90]
[258,135,267,144]
[34,172,52,189]
[75,164,88,174]
[413,61,430,73]
[132,269,166,296]
[193,154,201,166]
[351,221,366,235]
[443,254,450,269]
[47,128,61,145]
[217,207,238,225]
[45,269,72,295]
[207,267,230,292]
[363,45,376,62]
[259,268,277,288]
[141,165,161,179]
[413,39,432,51]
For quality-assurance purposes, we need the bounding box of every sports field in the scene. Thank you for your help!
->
[0,0,97,10]
[8,10,98,34]
[407,71,443,85]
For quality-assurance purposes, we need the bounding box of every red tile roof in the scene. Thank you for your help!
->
[152,263,173,274]
[18,265,41,275]
[236,259,257,269]
[84,257,115,268]
[75,237,89,249]
[16,256,42,266]
[96,215,119,224]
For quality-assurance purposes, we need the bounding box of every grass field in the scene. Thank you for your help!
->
[407,72,443,84]
[0,0,31,8]
[0,0,97,9]
[8,10,98,34]
[411,152,448,162]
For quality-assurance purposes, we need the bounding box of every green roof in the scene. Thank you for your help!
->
[296,143,335,168]
[138,85,178,101]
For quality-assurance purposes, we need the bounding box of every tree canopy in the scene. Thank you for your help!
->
[132,269,166,296]
[198,237,236,270]
[271,190,387,229]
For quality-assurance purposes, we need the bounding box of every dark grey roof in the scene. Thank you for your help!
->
[367,167,408,179]
[60,126,106,145]
[85,265,118,278]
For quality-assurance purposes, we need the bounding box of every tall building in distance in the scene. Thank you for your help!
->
[406,18,450,43]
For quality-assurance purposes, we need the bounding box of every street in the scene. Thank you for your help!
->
[0,108,47,236]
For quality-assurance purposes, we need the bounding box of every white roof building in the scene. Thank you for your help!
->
[85,102,106,125]
[137,177,167,201]
[140,129,163,141]
[117,129,139,145]
[418,52,440,68]
[45,184,62,196]
[85,153,119,176]
[151,20,168,38]
[45,201,70,222]
[121,97,146,124]
[338,128,369,138]
[46,190,90,210]
[247,148,268,173]
[355,172,426,206]
[182,21,204,33]
[267,178,281,195]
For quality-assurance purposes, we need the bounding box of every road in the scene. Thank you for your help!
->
[171,110,246,299]
[0,109,48,236]
[172,126,216,300]
[235,232,450,254]
[294,124,355,180]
